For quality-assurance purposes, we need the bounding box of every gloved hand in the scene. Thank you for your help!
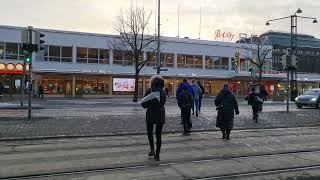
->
[235,110,239,115]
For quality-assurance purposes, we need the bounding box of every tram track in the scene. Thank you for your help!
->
[2,149,320,180]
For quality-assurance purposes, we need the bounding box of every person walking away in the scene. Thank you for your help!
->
[144,75,166,161]
[248,87,263,122]
[191,80,202,117]
[165,87,170,97]
[176,79,194,112]
[197,81,205,112]
[259,84,268,101]
[0,82,4,99]
[178,86,194,135]
[215,84,239,140]
[38,84,44,99]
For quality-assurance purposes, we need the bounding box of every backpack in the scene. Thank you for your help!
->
[180,92,192,110]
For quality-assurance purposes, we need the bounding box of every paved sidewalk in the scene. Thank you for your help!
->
[0,99,319,139]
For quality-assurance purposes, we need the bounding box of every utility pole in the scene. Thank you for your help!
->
[27,26,33,120]
[156,0,161,75]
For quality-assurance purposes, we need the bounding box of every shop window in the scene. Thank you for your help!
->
[177,54,185,68]
[48,46,61,62]
[77,47,87,63]
[5,43,19,60]
[160,53,174,67]
[43,45,49,61]
[194,55,202,68]
[221,57,229,70]
[99,49,109,64]
[213,57,222,69]
[146,52,156,66]
[123,51,133,65]
[61,46,72,63]
[0,42,4,59]
[113,50,123,65]
[205,56,213,69]
[88,48,98,64]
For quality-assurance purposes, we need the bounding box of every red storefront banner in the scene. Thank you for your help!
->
[0,69,24,75]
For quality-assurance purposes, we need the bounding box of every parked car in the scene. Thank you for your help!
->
[295,88,320,109]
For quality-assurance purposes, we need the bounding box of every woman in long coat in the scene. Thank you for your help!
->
[215,84,239,140]
[144,75,166,161]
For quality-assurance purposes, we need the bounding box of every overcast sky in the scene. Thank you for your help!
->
[1,0,319,41]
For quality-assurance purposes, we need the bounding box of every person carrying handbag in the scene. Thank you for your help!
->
[143,75,166,161]
[215,84,239,140]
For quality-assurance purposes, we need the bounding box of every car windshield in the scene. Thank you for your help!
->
[303,90,320,95]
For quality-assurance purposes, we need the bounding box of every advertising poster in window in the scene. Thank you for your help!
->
[113,78,135,92]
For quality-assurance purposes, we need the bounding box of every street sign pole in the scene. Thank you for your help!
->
[27,26,33,120]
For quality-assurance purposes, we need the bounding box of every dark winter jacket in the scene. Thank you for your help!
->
[177,91,194,110]
[144,75,166,124]
[215,87,239,129]
[248,91,261,112]
[176,82,195,100]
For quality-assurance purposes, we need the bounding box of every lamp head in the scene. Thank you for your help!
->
[266,22,270,26]
[296,8,302,14]
[313,19,318,23]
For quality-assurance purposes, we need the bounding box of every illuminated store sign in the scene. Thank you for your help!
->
[214,30,235,41]
[0,63,25,75]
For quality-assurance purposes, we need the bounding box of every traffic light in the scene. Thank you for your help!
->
[35,31,45,51]
[24,55,32,63]
[234,51,239,67]
[291,55,298,67]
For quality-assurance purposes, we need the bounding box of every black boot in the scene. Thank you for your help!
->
[154,152,160,161]
[148,150,155,157]
[226,130,231,140]
[222,131,226,139]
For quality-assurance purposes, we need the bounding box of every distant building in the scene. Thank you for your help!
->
[0,26,319,98]
[260,31,320,73]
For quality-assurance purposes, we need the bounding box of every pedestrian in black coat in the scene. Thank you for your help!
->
[215,84,239,140]
[197,81,205,112]
[144,75,166,161]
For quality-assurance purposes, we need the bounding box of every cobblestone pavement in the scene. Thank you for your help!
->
[0,98,320,139]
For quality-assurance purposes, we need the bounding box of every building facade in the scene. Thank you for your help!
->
[1,25,319,98]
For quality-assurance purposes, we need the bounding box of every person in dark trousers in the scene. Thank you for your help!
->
[165,87,170,97]
[38,85,44,99]
[178,86,194,135]
[197,81,205,112]
[191,80,202,117]
[0,82,4,98]
[248,87,261,122]
[144,75,166,161]
[259,84,268,101]
[215,84,239,140]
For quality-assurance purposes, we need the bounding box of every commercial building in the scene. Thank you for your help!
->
[0,25,319,98]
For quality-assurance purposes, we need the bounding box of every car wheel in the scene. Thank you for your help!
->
[297,104,302,109]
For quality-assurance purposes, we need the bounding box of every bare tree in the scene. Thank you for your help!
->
[112,7,157,102]
[241,37,272,83]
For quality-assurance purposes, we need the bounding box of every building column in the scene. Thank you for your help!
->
[228,57,232,71]
[72,45,77,64]
[109,49,113,66]
[142,77,146,96]
[173,78,177,96]
[174,53,177,69]
[109,76,113,96]
[72,75,76,98]
[202,55,205,70]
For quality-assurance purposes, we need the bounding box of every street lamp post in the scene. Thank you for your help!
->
[266,8,317,112]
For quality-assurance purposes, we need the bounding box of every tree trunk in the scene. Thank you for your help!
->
[258,66,263,83]
[133,71,139,102]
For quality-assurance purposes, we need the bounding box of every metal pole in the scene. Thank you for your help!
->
[21,60,26,107]
[27,26,33,120]
[156,0,161,75]
[286,69,290,112]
